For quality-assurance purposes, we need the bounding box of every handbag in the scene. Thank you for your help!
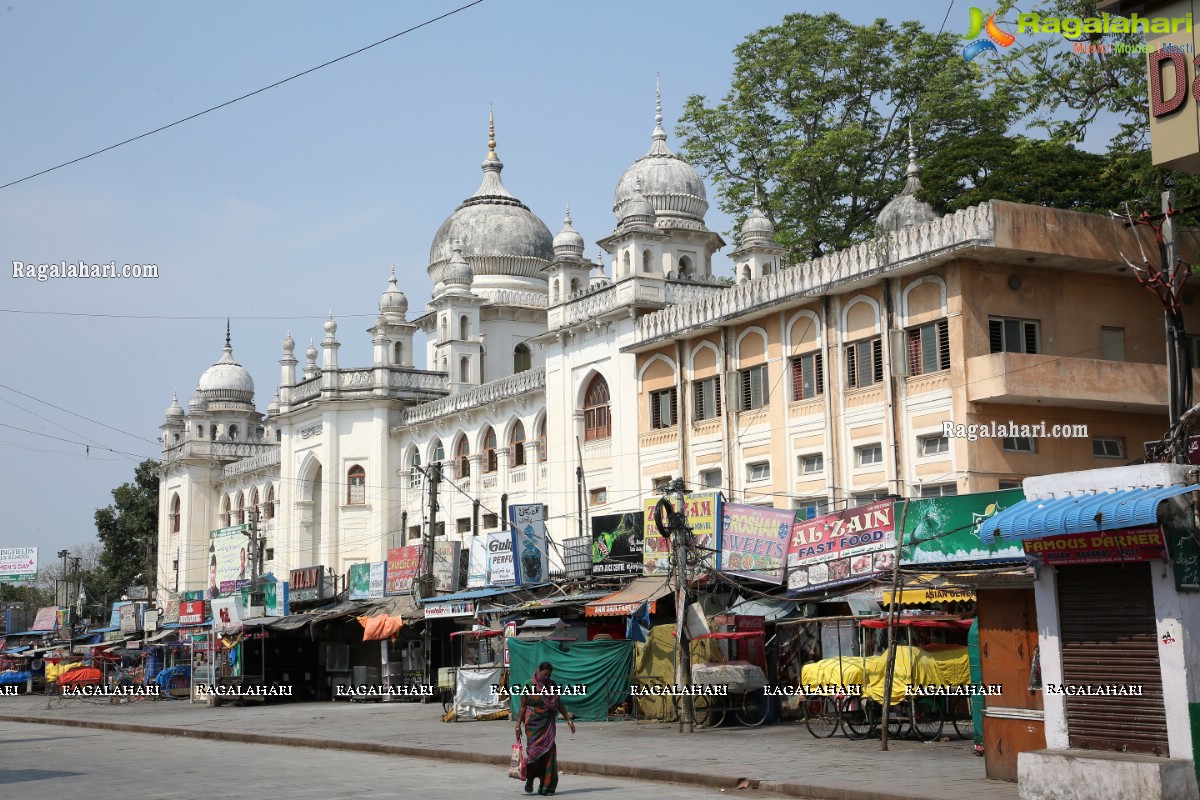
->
[508,740,526,780]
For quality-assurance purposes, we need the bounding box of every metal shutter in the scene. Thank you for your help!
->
[1057,563,1169,755]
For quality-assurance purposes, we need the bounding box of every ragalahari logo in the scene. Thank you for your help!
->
[963,7,1016,61]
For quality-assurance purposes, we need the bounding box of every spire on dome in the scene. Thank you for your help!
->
[877,122,938,232]
[225,319,231,349]
[487,105,498,162]
[467,107,514,201]
[647,75,673,157]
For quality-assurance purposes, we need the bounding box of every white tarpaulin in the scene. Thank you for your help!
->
[453,666,507,720]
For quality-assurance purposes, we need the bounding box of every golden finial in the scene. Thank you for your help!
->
[487,105,497,161]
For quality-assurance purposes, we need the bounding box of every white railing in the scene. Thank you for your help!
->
[401,367,545,427]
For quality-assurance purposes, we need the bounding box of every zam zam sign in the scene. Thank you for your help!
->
[786,499,896,596]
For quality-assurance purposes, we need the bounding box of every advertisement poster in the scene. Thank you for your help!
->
[1023,526,1168,566]
[643,494,720,576]
[119,603,142,633]
[434,541,462,593]
[179,600,206,626]
[32,605,58,631]
[510,503,549,586]
[467,537,488,589]
[208,525,250,598]
[0,547,37,583]
[900,489,1025,565]
[786,499,896,596]
[591,512,644,575]
[349,561,386,600]
[486,532,516,586]
[210,596,244,633]
[109,601,131,629]
[289,565,326,604]
[719,502,795,583]
[387,546,421,594]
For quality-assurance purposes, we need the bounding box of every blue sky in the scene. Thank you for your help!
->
[0,1,1124,562]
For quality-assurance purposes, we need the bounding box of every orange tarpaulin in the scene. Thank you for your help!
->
[58,667,102,686]
[359,615,403,641]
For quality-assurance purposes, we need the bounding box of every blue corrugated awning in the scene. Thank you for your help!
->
[978,484,1199,543]
[416,586,517,604]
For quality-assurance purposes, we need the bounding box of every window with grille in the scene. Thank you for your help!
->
[694,376,722,420]
[584,375,612,441]
[589,488,608,506]
[998,480,1022,490]
[747,461,771,481]
[919,435,949,456]
[907,319,950,375]
[510,422,526,467]
[1003,437,1036,453]
[347,465,366,504]
[739,365,769,411]
[700,468,722,488]
[795,498,829,520]
[483,428,498,473]
[650,388,678,429]
[989,318,1040,354]
[919,483,958,497]
[855,444,883,466]
[800,453,824,474]
[1093,438,1125,458]
[846,337,883,388]
[790,352,824,401]
[409,452,422,488]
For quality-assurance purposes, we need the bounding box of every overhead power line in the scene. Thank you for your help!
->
[0,0,487,191]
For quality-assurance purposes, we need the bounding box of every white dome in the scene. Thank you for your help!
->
[741,202,775,242]
[553,207,586,259]
[379,269,408,316]
[198,337,254,404]
[165,392,184,420]
[613,91,708,229]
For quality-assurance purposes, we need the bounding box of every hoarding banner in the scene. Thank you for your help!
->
[486,532,516,586]
[349,561,386,600]
[434,541,462,593]
[466,538,488,589]
[32,606,58,631]
[719,502,794,584]
[386,546,421,594]
[510,503,549,586]
[289,565,326,604]
[210,596,244,633]
[119,603,141,633]
[643,494,720,576]
[591,512,644,575]
[424,599,476,619]
[56,608,70,634]
[208,525,250,598]
[786,500,896,596]
[0,547,37,583]
[109,601,131,629]
[900,489,1025,565]
[1023,526,1168,566]
[179,600,206,626]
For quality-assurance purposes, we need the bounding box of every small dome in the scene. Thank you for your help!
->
[443,243,475,289]
[613,85,708,228]
[380,268,408,316]
[619,177,656,227]
[198,328,254,404]
[305,340,318,362]
[266,389,280,416]
[188,386,207,413]
[282,330,295,355]
[878,127,939,232]
[741,200,775,242]
[323,314,337,337]
[553,206,585,259]
[165,392,184,420]
[588,263,611,290]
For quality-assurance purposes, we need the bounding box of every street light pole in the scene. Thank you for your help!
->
[57,549,69,652]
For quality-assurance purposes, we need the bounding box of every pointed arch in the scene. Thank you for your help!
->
[347,464,366,505]
[583,373,612,441]
[170,493,181,534]
[454,434,471,480]
[482,427,498,473]
[265,483,275,520]
[514,343,532,373]
[509,419,527,467]
[535,412,548,463]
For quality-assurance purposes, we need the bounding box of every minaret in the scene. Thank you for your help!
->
[731,187,785,283]
[547,204,591,304]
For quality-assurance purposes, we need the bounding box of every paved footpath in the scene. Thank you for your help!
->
[0,694,1019,800]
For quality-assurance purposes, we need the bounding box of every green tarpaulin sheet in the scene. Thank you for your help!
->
[507,638,633,722]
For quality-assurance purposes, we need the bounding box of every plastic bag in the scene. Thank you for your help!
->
[508,742,526,780]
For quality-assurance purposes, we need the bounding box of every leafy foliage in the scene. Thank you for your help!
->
[93,459,160,601]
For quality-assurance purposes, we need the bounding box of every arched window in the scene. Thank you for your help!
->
[347,465,366,505]
[265,484,275,520]
[741,264,751,283]
[455,436,471,479]
[552,277,560,302]
[441,356,448,373]
[221,495,231,527]
[584,374,611,441]
[256,426,264,440]
[172,433,180,445]
[510,421,526,467]
[570,278,580,295]
[236,492,246,525]
[170,494,181,534]
[514,343,532,373]
[459,357,471,383]
[483,427,498,473]
[393,341,403,365]
[459,315,470,340]
[430,439,445,464]
[678,255,693,280]
[250,488,260,522]
[538,417,548,462]
[210,424,218,441]
[228,424,239,441]
[642,249,653,273]
[409,450,422,489]
[196,425,202,438]
[622,251,631,275]
[275,430,282,443]
[440,317,448,341]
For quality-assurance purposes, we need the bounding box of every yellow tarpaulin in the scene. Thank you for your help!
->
[862,646,944,705]
[883,579,975,605]
[45,661,84,683]
[799,657,866,691]
[633,624,722,721]
[920,644,971,687]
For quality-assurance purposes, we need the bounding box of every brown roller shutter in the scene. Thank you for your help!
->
[1056,562,1169,756]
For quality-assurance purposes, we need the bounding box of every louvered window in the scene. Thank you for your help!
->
[790,352,824,400]
[650,388,678,429]
[846,337,883,388]
[907,319,951,375]
[739,365,768,411]
[989,318,1039,354]
[694,376,722,420]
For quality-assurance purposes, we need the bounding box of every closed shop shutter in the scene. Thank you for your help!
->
[1057,562,1169,755]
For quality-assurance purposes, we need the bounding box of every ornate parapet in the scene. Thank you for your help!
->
[399,367,545,428]
[223,448,282,479]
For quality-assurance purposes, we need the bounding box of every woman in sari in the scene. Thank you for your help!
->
[516,661,575,795]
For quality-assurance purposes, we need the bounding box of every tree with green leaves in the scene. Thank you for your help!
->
[677,12,1014,262]
[93,459,160,602]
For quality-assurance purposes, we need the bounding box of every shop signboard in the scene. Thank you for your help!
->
[208,525,250,598]
[509,504,548,586]
[718,502,794,584]
[1023,526,1169,566]
[643,494,720,576]
[386,546,421,594]
[0,547,37,583]
[900,489,1025,565]
[466,538,488,588]
[119,603,142,633]
[181,590,205,602]
[424,599,476,619]
[786,500,896,596]
[179,600,206,626]
[289,565,326,604]
[1164,522,1200,591]
[210,596,244,633]
[32,606,58,631]
[56,608,70,635]
[434,541,462,592]
[591,512,645,575]
[269,582,288,616]
[349,561,386,600]
[486,532,516,586]
[160,594,180,625]
[109,601,131,629]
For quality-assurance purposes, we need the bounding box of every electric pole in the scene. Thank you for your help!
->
[246,512,264,609]
[423,461,441,700]
[661,478,695,734]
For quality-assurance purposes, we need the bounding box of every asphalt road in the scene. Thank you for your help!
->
[0,720,734,800]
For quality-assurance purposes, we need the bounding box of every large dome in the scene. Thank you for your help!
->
[427,116,553,296]
[197,331,254,404]
[613,90,709,229]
